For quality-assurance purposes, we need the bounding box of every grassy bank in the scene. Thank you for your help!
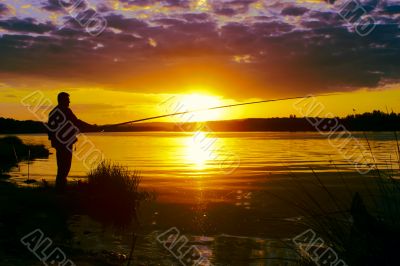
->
[0,136,49,179]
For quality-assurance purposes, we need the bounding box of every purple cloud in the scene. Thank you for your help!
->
[0,0,398,97]
[0,3,9,16]
[281,6,309,16]
[0,17,55,33]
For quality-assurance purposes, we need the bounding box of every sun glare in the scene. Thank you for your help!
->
[177,94,223,122]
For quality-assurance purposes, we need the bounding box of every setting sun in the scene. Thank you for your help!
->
[175,94,223,122]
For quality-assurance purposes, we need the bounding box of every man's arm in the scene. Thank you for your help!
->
[67,108,98,132]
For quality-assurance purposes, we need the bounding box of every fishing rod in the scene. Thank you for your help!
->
[102,93,336,128]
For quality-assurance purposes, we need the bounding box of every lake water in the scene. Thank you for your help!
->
[5,132,400,265]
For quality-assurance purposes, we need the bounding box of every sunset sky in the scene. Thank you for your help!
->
[0,0,399,123]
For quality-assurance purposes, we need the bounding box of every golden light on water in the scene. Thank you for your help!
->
[185,132,218,170]
[176,93,228,171]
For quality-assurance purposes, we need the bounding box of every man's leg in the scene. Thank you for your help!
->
[55,147,72,191]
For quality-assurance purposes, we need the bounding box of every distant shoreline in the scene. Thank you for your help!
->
[1,110,400,133]
[2,131,400,135]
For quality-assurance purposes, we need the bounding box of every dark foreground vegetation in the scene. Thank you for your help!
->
[289,137,400,266]
[1,110,400,133]
[0,137,152,265]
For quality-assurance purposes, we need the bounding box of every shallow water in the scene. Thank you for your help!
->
[4,131,399,265]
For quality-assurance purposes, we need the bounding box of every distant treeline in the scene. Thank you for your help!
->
[1,110,399,133]
[0,118,47,133]
[201,111,400,132]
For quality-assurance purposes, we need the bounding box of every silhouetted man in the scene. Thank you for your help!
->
[47,92,94,191]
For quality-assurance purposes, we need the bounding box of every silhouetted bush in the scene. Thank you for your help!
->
[76,161,149,229]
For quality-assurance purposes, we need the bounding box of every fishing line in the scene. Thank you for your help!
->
[102,93,338,129]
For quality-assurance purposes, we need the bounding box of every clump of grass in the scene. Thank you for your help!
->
[73,160,155,266]
[77,160,143,229]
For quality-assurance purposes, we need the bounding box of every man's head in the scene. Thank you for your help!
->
[58,92,70,107]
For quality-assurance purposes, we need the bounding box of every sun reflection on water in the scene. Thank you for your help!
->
[184,132,219,170]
